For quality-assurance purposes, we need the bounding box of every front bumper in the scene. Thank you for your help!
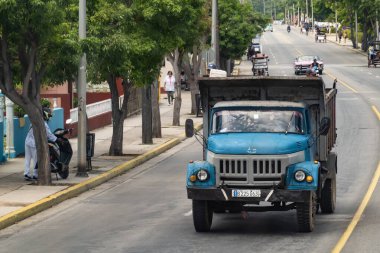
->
[295,65,323,73]
[187,187,311,203]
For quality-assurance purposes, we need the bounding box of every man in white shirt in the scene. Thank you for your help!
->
[164,71,175,105]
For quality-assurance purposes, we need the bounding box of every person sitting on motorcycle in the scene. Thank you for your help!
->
[307,58,320,76]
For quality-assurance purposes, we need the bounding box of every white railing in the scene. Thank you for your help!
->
[70,95,124,123]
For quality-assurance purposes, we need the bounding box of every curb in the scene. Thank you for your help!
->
[326,37,367,57]
[0,123,203,230]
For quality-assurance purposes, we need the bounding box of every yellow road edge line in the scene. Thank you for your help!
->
[325,71,358,93]
[372,106,380,121]
[0,123,203,230]
[332,161,380,253]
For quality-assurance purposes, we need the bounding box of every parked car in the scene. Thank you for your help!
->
[294,55,324,75]
[264,24,273,32]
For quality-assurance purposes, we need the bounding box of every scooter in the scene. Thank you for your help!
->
[49,119,73,179]
[307,66,319,77]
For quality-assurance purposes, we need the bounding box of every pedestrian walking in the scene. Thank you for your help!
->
[164,71,175,105]
[338,30,343,43]
[24,107,57,180]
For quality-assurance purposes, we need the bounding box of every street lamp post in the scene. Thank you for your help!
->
[335,2,338,42]
[376,10,379,40]
[211,0,219,68]
[311,0,314,30]
[77,0,88,177]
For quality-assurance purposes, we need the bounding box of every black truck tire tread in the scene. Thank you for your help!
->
[192,200,213,232]
[320,178,336,213]
[296,192,316,232]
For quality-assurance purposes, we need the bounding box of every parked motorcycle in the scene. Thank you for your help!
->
[49,120,73,179]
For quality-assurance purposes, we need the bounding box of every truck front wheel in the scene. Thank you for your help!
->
[320,178,336,213]
[192,200,213,232]
[296,192,317,232]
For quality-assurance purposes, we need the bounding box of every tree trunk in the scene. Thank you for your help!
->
[108,76,132,156]
[29,108,52,185]
[151,79,162,138]
[167,49,182,126]
[182,44,202,115]
[142,86,153,144]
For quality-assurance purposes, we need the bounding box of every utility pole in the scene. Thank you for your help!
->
[311,0,313,29]
[355,10,358,48]
[263,0,265,16]
[306,0,308,21]
[335,2,338,41]
[293,4,295,26]
[376,10,379,40]
[77,0,88,177]
[211,0,219,68]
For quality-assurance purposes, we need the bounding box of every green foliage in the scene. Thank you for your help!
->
[219,0,267,60]
[86,0,207,87]
[14,98,51,118]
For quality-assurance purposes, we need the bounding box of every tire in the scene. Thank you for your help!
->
[319,70,323,75]
[296,191,317,232]
[320,178,336,213]
[58,166,69,179]
[192,200,213,232]
[295,71,298,75]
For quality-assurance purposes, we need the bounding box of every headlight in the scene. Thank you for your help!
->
[294,170,306,182]
[196,169,209,181]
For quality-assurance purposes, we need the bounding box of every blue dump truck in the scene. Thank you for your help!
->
[185,76,337,232]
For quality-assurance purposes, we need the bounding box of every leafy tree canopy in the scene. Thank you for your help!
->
[219,0,267,60]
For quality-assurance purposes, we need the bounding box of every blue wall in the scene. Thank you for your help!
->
[0,121,5,163]
[5,108,64,156]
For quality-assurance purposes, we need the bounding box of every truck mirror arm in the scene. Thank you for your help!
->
[193,130,207,149]
[307,117,331,148]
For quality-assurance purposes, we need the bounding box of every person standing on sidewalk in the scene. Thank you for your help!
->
[338,30,343,43]
[24,107,57,180]
[164,71,175,105]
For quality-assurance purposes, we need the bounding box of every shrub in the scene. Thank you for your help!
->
[14,98,52,118]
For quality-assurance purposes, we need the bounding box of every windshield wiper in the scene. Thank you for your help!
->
[285,112,295,135]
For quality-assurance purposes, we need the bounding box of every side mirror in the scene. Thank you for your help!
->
[66,119,73,124]
[185,119,194,138]
[319,117,330,136]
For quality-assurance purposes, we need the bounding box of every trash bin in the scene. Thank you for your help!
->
[86,133,95,170]
[195,93,202,117]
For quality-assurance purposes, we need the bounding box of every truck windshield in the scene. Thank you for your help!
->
[211,109,305,134]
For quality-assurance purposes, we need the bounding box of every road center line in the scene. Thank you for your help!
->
[372,106,380,120]
[325,71,358,93]
[332,162,380,253]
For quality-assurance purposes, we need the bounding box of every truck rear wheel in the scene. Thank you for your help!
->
[296,192,317,232]
[192,200,213,232]
[320,178,336,213]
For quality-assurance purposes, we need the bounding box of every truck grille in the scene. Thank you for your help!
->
[209,151,304,187]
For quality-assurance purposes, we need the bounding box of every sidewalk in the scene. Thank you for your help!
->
[0,90,202,229]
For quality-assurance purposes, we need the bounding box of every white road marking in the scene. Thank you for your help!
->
[265,190,274,202]
[184,210,192,216]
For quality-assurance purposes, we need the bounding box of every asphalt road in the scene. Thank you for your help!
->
[0,25,379,253]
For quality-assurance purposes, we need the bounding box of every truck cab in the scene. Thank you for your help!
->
[185,76,337,233]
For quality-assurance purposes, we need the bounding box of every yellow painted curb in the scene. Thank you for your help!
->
[0,122,203,230]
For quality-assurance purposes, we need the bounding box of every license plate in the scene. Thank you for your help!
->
[232,189,261,198]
